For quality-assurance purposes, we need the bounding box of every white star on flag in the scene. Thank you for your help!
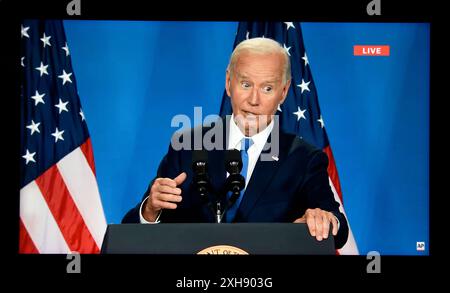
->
[62,42,70,56]
[284,22,295,30]
[26,120,41,135]
[79,109,86,121]
[40,33,52,47]
[293,106,307,121]
[55,98,69,114]
[58,70,73,85]
[297,79,311,93]
[21,25,30,38]
[302,52,309,66]
[317,115,325,128]
[35,62,49,77]
[283,43,291,56]
[51,127,65,142]
[31,90,45,106]
[22,149,36,165]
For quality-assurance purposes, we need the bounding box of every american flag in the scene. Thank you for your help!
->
[220,22,359,254]
[20,20,107,253]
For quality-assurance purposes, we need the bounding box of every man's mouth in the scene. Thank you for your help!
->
[242,110,258,118]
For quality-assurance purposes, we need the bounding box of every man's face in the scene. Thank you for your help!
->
[225,51,291,136]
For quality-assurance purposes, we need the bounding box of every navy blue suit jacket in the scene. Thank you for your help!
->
[122,118,349,249]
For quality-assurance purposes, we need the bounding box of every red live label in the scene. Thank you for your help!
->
[354,45,390,56]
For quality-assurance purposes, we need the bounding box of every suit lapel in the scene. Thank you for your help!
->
[237,131,292,220]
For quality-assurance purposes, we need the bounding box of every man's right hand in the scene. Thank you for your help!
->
[142,172,187,222]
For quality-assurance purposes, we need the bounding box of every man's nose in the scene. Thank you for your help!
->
[247,88,260,106]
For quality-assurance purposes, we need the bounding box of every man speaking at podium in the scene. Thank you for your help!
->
[122,38,349,249]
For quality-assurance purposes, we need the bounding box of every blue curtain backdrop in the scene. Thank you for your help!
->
[64,21,429,255]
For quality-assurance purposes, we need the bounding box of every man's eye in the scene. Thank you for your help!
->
[263,86,273,93]
[241,82,250,89]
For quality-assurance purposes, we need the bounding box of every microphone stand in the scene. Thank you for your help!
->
[216,184,241,223]
[196,182,225,224]
[216,202,222,223]
[201,182,241,224]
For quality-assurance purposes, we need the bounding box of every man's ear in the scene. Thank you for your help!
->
[225,70,232,97]
[280,79,291,104]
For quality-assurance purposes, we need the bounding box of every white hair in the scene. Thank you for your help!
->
[227,37,291,84]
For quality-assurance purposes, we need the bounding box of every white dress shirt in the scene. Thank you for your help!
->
[227,114,274,189]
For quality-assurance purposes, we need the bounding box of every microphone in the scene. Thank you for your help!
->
[225,149,243,176]
[192,150,210,205]
[192,150,222,222]
[223,149,245,220]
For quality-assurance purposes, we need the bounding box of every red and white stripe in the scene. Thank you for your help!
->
[324,146,359,255]
[20,139,107,254]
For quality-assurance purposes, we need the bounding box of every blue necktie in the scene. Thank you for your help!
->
[226,138,253,222]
